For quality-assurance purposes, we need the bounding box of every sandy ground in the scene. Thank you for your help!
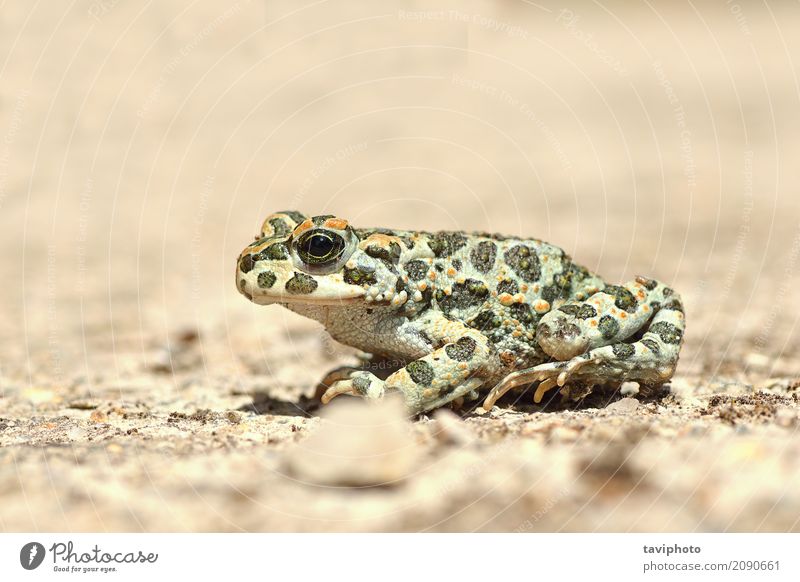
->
[2,0,800,531]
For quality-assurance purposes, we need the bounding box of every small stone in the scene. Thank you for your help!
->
[22,387,58,405]
[775,407,796,428]
[550,426,579,442]
[89,410,108,423]
[66,427,84,441]
[745,352,770,370]
[620,381,640,396]
[67,400,99,410]
[605,397,640,414]
[284,396,419,486]
[432,409,475,445]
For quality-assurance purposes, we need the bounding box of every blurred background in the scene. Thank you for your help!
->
[1,0,799,532]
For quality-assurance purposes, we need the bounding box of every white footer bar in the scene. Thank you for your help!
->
[1,534,797,580]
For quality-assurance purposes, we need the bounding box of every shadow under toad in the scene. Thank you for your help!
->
[238,382,671,419]
[461,382,672,417]
[237,393,321,417]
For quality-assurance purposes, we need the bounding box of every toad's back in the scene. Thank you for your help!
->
[357,227,603,322]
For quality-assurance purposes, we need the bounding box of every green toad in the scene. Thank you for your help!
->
[237,212,685,413]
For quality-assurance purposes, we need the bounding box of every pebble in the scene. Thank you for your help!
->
[745,352,771,371]
[605,397,640,414]
[89,410,108,423]
[775,407,796,428]
[432,409,475,446]
[550,426,580,442]
[284,396,420,486]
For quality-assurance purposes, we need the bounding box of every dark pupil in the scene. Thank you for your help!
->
[299,231,343,264]
[306,234,334,258]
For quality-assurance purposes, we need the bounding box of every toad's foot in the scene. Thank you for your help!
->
[322,369,484,414]
[315,365,362,401]
[481,356,596,410]
[314,359,404,401]
[321,370,386,403]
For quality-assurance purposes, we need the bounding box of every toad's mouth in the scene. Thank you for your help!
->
[246,291,366,307]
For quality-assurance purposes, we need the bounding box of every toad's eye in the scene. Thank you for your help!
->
[295,230,345,265]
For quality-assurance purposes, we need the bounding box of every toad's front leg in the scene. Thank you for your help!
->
[321,313,496,414]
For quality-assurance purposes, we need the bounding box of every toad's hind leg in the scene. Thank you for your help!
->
[559,293,685,388]
[536,277,670,361]
[482,280,685,410]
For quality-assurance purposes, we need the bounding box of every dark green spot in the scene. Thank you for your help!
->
[569,263,592,281]
[268,217,291,237]
[599,315,620,340]
[400,236,415,249]
[650,321,683,345]
[504,245,541,282]
[427,232,467,258]
[509,303,536,325]
[541,285,561,303]
[612,343,636,359]
[257,271,276,288]
[343,266,377,286]
[662,298,684,312]
[366,242,401,266]
[497,279,519,295]
[285,272,318,294]
[604,285,638,313]
[352,375,372,395]
[406,360,434,386]
[552,265,574,292]
[239,254,255,273]
[445,337,477,361]
[641,338,660,354]
[639,277,658,291]
[437,279,489,315]
[470,241,497,274]
[469,310,501,330]
[558,304,580,317]
[577,304,597,319]
[257,242,289,261]
[405,260,428,281]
